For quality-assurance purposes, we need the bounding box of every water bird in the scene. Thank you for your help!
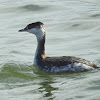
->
[19,22,98,73]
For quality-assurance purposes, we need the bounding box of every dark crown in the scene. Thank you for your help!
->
[27,22,44,29]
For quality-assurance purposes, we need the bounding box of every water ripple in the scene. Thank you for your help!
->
[91,13,100,18]
[20,4,49,11]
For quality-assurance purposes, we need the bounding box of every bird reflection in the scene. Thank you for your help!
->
[31,65,58,99]
[38,76,58,99]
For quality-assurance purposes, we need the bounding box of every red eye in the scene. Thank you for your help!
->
[28,27,31,29]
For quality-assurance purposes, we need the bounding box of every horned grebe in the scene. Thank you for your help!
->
[19,22,98,73]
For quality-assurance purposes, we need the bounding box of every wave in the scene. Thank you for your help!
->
[0,62,37,83]
[21,4,48,11]
[90,13,100,18]
[0,61,52,83]
[0,4,49,14]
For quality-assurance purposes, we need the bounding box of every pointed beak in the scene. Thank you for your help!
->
[18,28,26,32]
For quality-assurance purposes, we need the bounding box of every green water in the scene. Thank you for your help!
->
[0,0,100,100]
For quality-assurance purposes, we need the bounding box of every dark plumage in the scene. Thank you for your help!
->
[35,37,98,72]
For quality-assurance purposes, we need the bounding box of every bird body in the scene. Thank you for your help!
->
[19,22,98,73]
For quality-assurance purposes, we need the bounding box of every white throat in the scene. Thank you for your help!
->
[34,43,39,65]
[33,28,46,66]
[27,27,45,41]
[36,29,45,41]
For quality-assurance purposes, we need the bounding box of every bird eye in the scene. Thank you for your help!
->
[28,27,31,29]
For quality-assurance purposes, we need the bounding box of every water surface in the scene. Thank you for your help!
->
[0,0,100,100]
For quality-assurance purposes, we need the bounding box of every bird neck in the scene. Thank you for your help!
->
[34,34,46,65]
